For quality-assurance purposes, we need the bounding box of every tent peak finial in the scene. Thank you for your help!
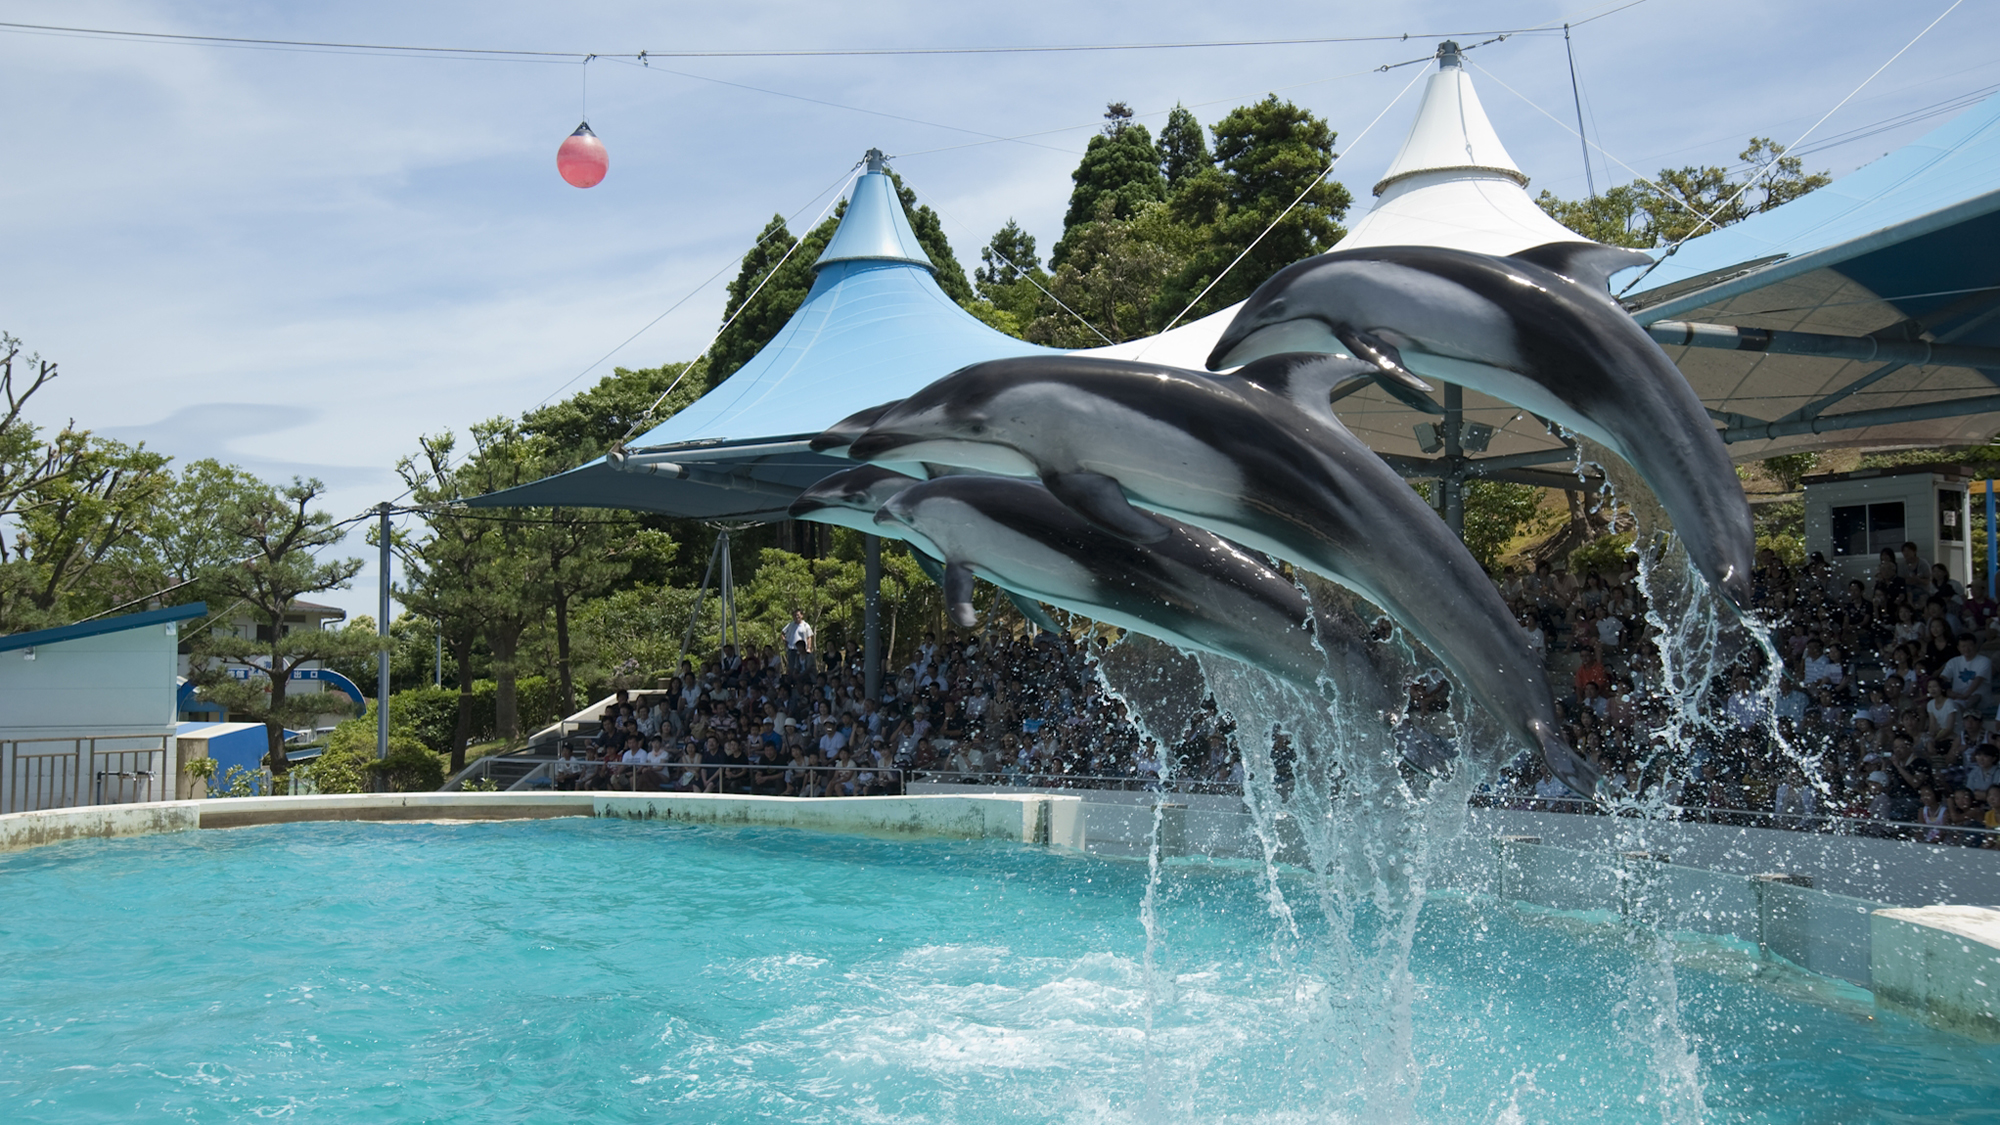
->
[815,153,933,273]
[1437,41,1462,68]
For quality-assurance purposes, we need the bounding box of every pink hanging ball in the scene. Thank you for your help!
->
[557,121,608,189]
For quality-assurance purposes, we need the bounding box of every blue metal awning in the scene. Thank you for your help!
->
[1,602,207,653]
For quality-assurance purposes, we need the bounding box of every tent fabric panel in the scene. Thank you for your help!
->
[625,259,1053,452]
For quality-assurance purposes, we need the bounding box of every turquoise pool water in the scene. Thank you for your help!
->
[1,819,1994,1123]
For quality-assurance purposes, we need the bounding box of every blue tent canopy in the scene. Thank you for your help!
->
[471,152,1054,521]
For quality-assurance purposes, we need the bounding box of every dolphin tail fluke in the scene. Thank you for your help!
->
[944,562,979,628]
[1043,471,1171,543]
[1507,242,1655,293]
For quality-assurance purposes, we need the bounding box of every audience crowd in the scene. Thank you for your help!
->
[546,538,2000,848]
[1492,542,2000,847]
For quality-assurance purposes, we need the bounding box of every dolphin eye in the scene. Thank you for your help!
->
[967,421,986,434]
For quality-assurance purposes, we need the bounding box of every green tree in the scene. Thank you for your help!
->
[1053,108,1166,265]
[1538,137,1829,248]
[188,476,372,779]
[1157,96,1351,324]
[1156,104,1210,188]
[523,361,698,459]
[1534,184,1652,249]
[975,219,1040,292]
[396,431,504,772]
[1029,198,1179,345]
[0,434,172,629]
[970,220,1050,338]
[0,334,180,631]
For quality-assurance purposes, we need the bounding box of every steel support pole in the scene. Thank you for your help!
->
[863,534,882,701]
[376,502,391,763]
[1441,383,1466,541]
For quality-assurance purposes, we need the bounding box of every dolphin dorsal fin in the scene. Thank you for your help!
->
[1232,352,1383,425]
[1509,242,1655,293]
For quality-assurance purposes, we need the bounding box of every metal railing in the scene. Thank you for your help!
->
[2,734,172,814]
[517,759,908,797]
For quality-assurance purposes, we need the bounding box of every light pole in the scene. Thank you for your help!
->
[377,502,391,764]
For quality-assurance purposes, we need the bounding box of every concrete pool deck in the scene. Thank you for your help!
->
[0,791,1088,854]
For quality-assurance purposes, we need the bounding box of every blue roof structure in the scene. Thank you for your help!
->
[1623,90,2000,316]
[472,152,1054,520]
[1611,90,2000,457]
[0,602,207,653]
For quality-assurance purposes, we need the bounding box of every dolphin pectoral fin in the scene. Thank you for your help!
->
[1004,592,1062,633]
[1334,327,1437,401]
[944,562,979,628]
[1508,241,1655,293]
[1043,471,1170,543]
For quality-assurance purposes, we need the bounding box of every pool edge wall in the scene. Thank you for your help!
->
[0,792,1088,854]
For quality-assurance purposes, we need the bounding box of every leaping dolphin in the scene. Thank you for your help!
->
[875,473,1325,683]
[1205,240,1754,611]
[801,466,1454,771]
[788,466,1062,633]
[845,353,1597,797]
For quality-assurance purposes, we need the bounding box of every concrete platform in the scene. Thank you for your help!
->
[0,791,1087,854]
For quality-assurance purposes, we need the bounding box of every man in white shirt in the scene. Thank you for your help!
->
[783,610,814,673]
[1802,640,1843,688]
[816,720,847,759]
[1940,633,1993,712]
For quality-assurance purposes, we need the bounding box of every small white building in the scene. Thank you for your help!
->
[0,602,205,811]
[1802,464,1973,589]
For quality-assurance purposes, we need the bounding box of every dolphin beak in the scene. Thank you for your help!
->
[807,433,852,455]
[845,432,906,463]
[788,495,828,519]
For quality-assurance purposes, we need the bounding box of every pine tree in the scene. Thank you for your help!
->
[1156,96,1351,324]
[975,219,1039,290]
[1053,105,1166,265]
[1157,105,1210,188]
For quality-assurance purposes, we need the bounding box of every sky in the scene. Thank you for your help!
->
[1,0,1995,621]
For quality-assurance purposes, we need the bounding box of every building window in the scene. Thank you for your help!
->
[1939,490,1965,543]
[1830,501,1905,556]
